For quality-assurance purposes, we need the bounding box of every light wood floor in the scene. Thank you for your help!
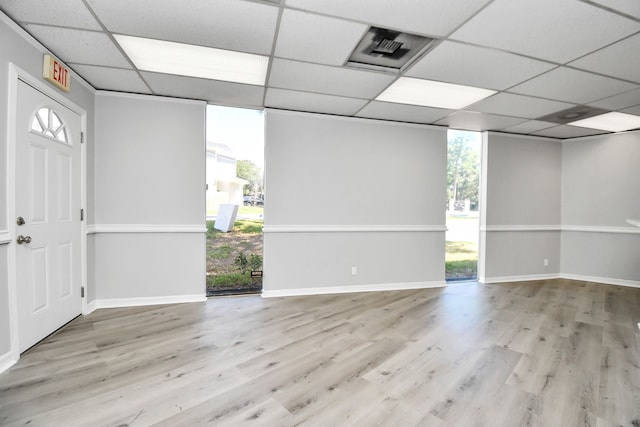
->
[1,279,639,426]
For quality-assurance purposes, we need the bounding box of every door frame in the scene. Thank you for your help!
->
[6,63,88,362]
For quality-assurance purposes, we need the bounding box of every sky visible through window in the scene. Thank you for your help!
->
[206,105,264,169]
[448,128,481,153]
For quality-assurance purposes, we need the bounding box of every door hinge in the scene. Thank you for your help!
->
[81,132,85,144]
[81,287,85,298]
[80,209,85,221]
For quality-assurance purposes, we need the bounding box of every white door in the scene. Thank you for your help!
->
[15,80,82,352]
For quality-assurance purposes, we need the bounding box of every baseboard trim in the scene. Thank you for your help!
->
[0,351,18,375]
[84,300,98,315]
[261,281,447,298]
[479,274,561,284]
[92,294,207,309]
[559,274,640,289]
[479,273,640,289]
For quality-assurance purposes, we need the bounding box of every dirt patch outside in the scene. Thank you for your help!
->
[206,220,263,295]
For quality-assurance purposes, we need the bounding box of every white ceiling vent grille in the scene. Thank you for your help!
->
[346,27,437,73]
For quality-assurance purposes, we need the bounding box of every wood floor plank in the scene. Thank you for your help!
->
[1,279,639,426]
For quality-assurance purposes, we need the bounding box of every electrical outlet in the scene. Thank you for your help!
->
[543,258,549,267]
[351,266,358,276]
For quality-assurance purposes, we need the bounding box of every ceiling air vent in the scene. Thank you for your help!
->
[537,105,609,125]
[346,27,437,73]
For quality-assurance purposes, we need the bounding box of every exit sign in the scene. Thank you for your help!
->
[43,55,71,92]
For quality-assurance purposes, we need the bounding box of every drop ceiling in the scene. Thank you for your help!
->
[2,0,640,138]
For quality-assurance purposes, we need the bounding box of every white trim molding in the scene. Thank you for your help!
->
[559,274,640,289]
[263,225,446,233]
[481,225,562,232]
[91,294,207,309]
[84,300,98,315]
[262,280,446,298]
[0,351,18,375]
[479,274,561,284]
[87,224,207,234]
[96,90,206,106]
[479,273,640,289]
[481,224,640,234]
[562,225,640,235]
[0,230,10,245]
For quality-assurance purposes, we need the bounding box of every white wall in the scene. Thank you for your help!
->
[561,131,640,286]
[480,132,562,282]
[0,13,95,368]
[91,92,206,304]
[263,110,447,296]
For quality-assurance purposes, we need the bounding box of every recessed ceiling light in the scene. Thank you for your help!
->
[114,35,269,86]
[567,111,640,132]
[376,77,496,109]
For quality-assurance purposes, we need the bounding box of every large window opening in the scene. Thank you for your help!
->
[446,129,481,281]
[206,105,264,296]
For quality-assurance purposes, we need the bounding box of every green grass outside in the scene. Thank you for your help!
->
[206,219,263,238]
[207,244,232,259]
[207,219,263,293]
[207,272,257,287]
[235,219,263,233]
[446,240,478,279]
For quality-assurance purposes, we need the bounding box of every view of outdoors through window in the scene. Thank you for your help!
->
[206,105,264,296]
[446,129,481,280]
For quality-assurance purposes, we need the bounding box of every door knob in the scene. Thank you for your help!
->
[16,235,31,244]
[17,216,25,226]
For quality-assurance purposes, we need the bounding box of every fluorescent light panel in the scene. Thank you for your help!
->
[568,112,640,132]
[115,35,268,86]
[376,77,496,109]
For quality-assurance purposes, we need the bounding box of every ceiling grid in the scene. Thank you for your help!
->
[2,0,640,137]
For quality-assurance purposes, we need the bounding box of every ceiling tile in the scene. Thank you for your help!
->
[24,24,131,68]
[0,0,101,30]
[590,88,640,110]
[355,101,452,124]
[268,58,395,99]
[406,41,556,90]
[622,105,640,116]
[466,93,574,119]
[500,120,556,134]
[71,64,151,93]
[509,67,637,104]
[275,9,367,66]
[87,0,279,55]
[450,0,639,63]
[435,111,525,131]
[569,33,640,83]
[586,0,640,19]
[142,72,265,108]
[265,88,368,115]
[285,0,492,37]
[532,125,608,139]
